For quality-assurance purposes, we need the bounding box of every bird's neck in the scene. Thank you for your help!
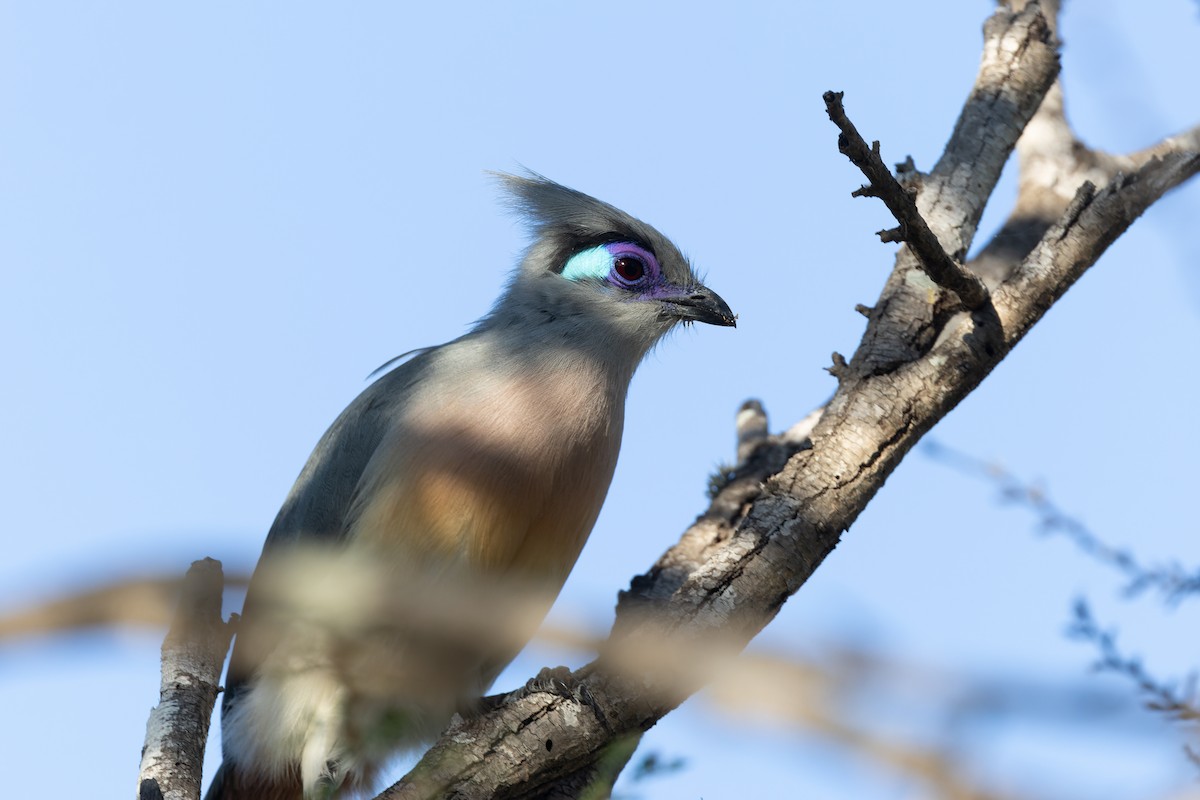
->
[477,281,660,386]
[462,322,637,411]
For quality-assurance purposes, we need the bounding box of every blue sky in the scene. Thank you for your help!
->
[2,2,1199,797]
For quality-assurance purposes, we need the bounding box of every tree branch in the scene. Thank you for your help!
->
[372,6,1077,799]
[823,90,990,310]
[851,1,1059,375]
[373,1,1200,793]
[138,559,232,800]
[0,572,248,643]
[969,0,1200,286]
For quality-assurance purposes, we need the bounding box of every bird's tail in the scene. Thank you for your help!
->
[204,759,304,800]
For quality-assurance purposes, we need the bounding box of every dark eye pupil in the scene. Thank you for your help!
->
[614,256,645,282]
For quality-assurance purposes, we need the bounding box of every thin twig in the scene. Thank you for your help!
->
[823,90,991,310]
[1069,599,1200,768]
[924,440,1200,604]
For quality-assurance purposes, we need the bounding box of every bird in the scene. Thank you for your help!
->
[204,173,735,800]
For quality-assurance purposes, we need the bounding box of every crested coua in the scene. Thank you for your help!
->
[205,174,735,799]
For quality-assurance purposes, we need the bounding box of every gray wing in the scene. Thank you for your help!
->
[267,352,436,547]
[222,350,436,716]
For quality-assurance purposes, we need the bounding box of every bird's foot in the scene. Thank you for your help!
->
[473,666,579,716]
[520,665,578,698]
[464,666,613,733]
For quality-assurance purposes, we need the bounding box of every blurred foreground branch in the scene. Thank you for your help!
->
[3,567,1178,797]
[0,572,249,642]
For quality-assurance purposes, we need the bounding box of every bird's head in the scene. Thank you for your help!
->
[490,172,735,359]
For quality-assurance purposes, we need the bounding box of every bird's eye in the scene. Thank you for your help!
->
[560,242,659,287]
[613,256,645,283]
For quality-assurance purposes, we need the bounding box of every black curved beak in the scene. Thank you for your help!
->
[661,285,737,327]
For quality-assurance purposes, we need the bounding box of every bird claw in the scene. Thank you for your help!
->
[472,666,579,717]
[521,666,577,699]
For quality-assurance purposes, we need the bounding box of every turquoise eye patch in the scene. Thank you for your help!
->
[561,244,614,282]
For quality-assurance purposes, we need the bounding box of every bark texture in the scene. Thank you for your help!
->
[139,559,232,800]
